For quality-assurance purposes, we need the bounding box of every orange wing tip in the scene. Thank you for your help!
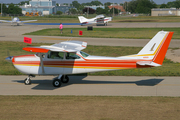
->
[23,47,49,53]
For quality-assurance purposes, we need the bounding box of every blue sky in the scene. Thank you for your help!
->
[0,0,174,5]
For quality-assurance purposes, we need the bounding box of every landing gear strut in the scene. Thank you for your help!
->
[52,75,69,87]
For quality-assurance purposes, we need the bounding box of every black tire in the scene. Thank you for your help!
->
[24,78,31,85]
[53,79,61,87]
[61,75,69,83]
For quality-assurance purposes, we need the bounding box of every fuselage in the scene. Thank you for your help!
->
[11,51,152,75]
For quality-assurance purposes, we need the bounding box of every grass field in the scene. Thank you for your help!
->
[1,15,180,23]
[24,28,180,39]
[0,41,180,76]
[0,96,180,120]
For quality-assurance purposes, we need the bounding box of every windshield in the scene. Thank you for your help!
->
[80,51,89,58]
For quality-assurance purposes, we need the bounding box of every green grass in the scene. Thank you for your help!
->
[24,28,180,39]
[0,41,180,76]
[0,96,180,120]
[2,15,180,23]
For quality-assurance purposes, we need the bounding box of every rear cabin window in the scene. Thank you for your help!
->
[66,52,80,59]
[48,51,64,59]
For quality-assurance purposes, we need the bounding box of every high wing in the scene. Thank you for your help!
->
[95,14,105,19]
[23,41,87,53]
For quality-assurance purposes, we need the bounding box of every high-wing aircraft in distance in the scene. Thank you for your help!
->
[0,17,37,26]
[78,14,112,26]
[6,31,173,87]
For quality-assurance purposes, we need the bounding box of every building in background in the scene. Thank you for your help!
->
[55,4,75,14]
[151,8,180,16]
[20,0,75,16]
[108,4,125,12]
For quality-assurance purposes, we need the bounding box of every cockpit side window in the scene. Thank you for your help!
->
[80,51,89,58]
[48,51,64,59]
[66,52,80,59]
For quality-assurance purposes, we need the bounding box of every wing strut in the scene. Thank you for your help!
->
[40,53,45,74]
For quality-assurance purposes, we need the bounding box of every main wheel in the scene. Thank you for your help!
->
[53,79,61,87]
[61,75,69,83]
[24,78,31,85]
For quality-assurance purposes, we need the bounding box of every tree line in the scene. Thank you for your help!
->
[0,3,22,15]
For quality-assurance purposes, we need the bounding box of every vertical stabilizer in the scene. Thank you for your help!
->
[137,31,173,65]
[78,16,88,23]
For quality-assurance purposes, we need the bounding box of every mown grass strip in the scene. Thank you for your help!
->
[24,28,180,39]
[0,41,179,76]
[0,96,180,120]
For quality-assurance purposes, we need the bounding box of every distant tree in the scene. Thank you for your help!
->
[174,0,180,8]
[109,8,119,14]
[82,2,91,6]
[96,7,109,15]
[0,4,8,14]
[56,11,63,15]
[160,3,168,8]
[56,3,59,6]
[104,2,112,7]
[18,0,29,5]
[128,0,157,14]
[69,8,77,14]
[14,6,22,14]
[90,0,103,6]
[167,1,176,8]
[72,1,81,10]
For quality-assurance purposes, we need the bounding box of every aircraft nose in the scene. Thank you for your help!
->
[6,56,13,62]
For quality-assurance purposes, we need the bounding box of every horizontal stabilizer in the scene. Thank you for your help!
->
[136,61,161,67]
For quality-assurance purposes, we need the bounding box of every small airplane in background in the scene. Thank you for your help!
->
[0,17,37,26]
[78,14,112,26]
[6,31,173,87]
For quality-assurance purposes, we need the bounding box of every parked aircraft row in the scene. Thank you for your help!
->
[6,31,173,87]
[0,14,111,26]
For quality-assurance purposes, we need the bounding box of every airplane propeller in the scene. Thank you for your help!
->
[6,50,13,62]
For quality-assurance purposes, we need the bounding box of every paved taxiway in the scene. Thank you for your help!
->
[0,75,180,96]
[0,22,180,96]
[0,23,180,48]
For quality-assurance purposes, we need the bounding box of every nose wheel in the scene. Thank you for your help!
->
[24,78,31,85]
[24,75,35,85]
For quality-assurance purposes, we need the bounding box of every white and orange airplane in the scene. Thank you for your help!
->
[78,14,112,26]
[6,31,173,87]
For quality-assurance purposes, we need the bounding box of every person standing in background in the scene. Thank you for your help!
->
[59,23,63,34]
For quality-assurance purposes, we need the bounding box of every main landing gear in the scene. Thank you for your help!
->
[24,74,69,87]
[52,75,69,87]
[24,75,35,85]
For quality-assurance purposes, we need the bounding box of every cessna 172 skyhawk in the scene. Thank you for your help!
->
[0,17,37,26]
[6,31,173,87]
[78,14,112,26]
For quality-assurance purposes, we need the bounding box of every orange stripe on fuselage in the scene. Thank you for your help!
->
[13,59,152,69]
